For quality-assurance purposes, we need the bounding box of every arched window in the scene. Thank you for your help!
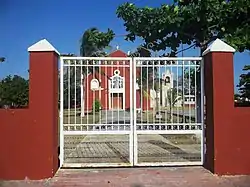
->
[90,79,99,90]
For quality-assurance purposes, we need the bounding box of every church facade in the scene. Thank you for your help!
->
[83,50,152,112]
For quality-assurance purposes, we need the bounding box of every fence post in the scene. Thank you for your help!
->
[202,39,236,174]
[28,39,59,178]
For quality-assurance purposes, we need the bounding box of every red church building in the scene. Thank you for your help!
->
[83,49,152,113]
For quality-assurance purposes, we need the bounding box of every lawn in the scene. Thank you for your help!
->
[63,109,100,124]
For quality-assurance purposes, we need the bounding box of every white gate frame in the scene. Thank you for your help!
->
[59,56,205,168]
[59,57,134,168]
[132,57,204,166]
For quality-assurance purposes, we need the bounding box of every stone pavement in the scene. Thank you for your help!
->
[64,134,201,164]
[1,167,250,187]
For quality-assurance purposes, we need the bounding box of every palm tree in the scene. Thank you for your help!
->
[79,27,114,116]
[80,27,114,57]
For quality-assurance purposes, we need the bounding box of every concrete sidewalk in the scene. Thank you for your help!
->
[1,167,250,187]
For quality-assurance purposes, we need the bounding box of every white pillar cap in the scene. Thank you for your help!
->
[28,39,59,55]
[202,38,235,56]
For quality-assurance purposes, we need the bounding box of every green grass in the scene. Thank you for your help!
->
[63,109,100,124]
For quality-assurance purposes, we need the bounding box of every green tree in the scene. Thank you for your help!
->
[238,65,250,100]
[0,75,29,108]
[117,0,249,121]
[116,0,250,55]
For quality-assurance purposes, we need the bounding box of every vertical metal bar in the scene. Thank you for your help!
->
[111,60,114,130]
[80,60,83,127]
[146,61,149,125]
[188,61,191,123]
[158,60,160,127]
[170,61,173,124]
[68,61,70,125]
[164,61,167,124]
[99,60,102,126]
[123,60,126,126]
[141,63,142,116]
[153,61,155,125]
[93,61,95,126]
[106,61,108,125]
[117,61,120,127]
[133,58,137,165]
[182,60,185,123]
[130,58,134,165]
[200,59,205,164]
[59,58,64,167]
[74,60,77,126]
[195,61,197,124]
[86,61,89,130]
[177,60,179,124]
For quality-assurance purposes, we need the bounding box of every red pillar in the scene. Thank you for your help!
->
[203,39,250,175]
[27,39,59,179]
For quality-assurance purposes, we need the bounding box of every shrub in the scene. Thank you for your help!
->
[92,99,101,112]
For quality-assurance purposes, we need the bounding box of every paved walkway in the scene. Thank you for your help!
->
[2,167,250,187]
[64,134,201,164]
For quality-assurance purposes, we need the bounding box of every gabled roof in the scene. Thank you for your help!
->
[108,50,127,57]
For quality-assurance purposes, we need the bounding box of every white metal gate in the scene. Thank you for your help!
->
[59,56,204,167]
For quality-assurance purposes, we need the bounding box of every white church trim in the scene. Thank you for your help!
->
[108,69,125,110]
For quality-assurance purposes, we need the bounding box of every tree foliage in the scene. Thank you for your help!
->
[116,0,250,55]
[238,65,250,100]
[80,27,115,56]
[0,75,29,108]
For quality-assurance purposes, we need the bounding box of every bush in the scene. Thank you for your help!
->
[92,99,101,112]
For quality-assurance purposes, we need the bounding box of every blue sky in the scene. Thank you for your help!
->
[0,0,249,93]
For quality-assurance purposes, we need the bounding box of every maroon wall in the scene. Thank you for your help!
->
[204,52,250,175]
[0,51,59,180]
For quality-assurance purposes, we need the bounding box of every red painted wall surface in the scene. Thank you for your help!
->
[204,52,250,175]
[0,52,59,180]
[84,73,109,111]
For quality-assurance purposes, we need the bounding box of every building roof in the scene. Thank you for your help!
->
[108,50,127,57]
